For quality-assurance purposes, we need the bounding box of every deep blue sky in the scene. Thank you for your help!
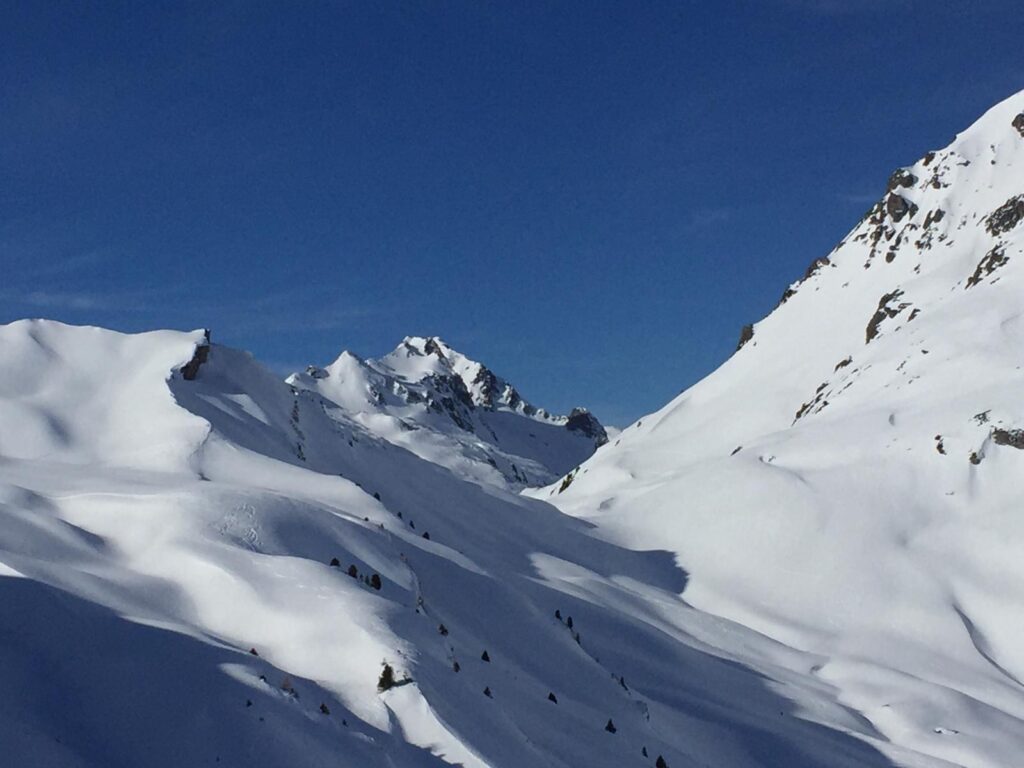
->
[1,1,1021,425]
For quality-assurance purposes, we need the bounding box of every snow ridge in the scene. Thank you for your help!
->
[540,89,1024,768]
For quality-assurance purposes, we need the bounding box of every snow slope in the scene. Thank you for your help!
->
[539,91,1024,767]
[288,336,606,489]
[0,319,912,768]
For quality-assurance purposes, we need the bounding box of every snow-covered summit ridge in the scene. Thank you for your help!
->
[290,335,607,488]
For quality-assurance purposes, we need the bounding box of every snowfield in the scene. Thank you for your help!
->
[1,90,1023,767]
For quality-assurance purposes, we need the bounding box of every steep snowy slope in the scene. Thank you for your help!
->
[539,91,1024,767]
[0,320,922,768]
[288,336,606,489]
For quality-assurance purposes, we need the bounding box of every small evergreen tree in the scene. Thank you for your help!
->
[378,663,396,692]
[555,609,562,620]
[453,661,461,673]
[248,647,259,656]
[548,692,558,703]
[370,573,382,590]
[481,650,490,662]
[566,616,573,629]
[319,702,331,715]
[347,564,358,578]
[422,531,430,540]
[483,686,492,698]
[656,756,668,768]
[605,718,616,733]
[642,746,648,758]
[438,624,449,636]
[329,557,340,567]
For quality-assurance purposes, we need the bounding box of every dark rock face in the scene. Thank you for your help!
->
[993,428,1024,449]
[885,193,916,223]
[306,365,329,379]
[923,208,945,229]
[887,168,918,192]
[181,330,211,381]
[565,408,608,446]
[472,366,501,408]
[736,323,754,350]
[984,195,1024,236]
[965,246,1009,288]
[865,290,910,343]
[422,337,447,359]
[1013,112,1024,138]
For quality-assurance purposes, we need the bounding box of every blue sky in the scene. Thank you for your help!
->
[1,1,1021,426]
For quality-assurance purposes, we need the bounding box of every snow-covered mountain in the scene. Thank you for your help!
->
[0,319,903,768]
[288,336,607,489]
[538,91,1024,767]
[2,89,1024,768]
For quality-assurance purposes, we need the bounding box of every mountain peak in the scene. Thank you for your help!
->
[289,336,607,488]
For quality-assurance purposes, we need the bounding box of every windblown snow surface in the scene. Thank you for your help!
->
[1,91,1023,768]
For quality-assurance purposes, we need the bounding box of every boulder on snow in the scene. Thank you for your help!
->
[736,323,754,351]
[1013,112,1024,138]
[885,193,916,223]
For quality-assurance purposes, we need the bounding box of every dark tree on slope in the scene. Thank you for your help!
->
[548,692,558,703]
[378,663,396,692]
[483,686,492,698]
[605,719,617,733]
[370,573,382,590]
[656,756,669,768]
[481,650,490,662]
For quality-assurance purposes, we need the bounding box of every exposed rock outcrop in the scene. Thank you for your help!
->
[181,330,211,381]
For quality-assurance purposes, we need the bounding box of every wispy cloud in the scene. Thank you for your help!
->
[682,206,733,233]
[3,287,175,314]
